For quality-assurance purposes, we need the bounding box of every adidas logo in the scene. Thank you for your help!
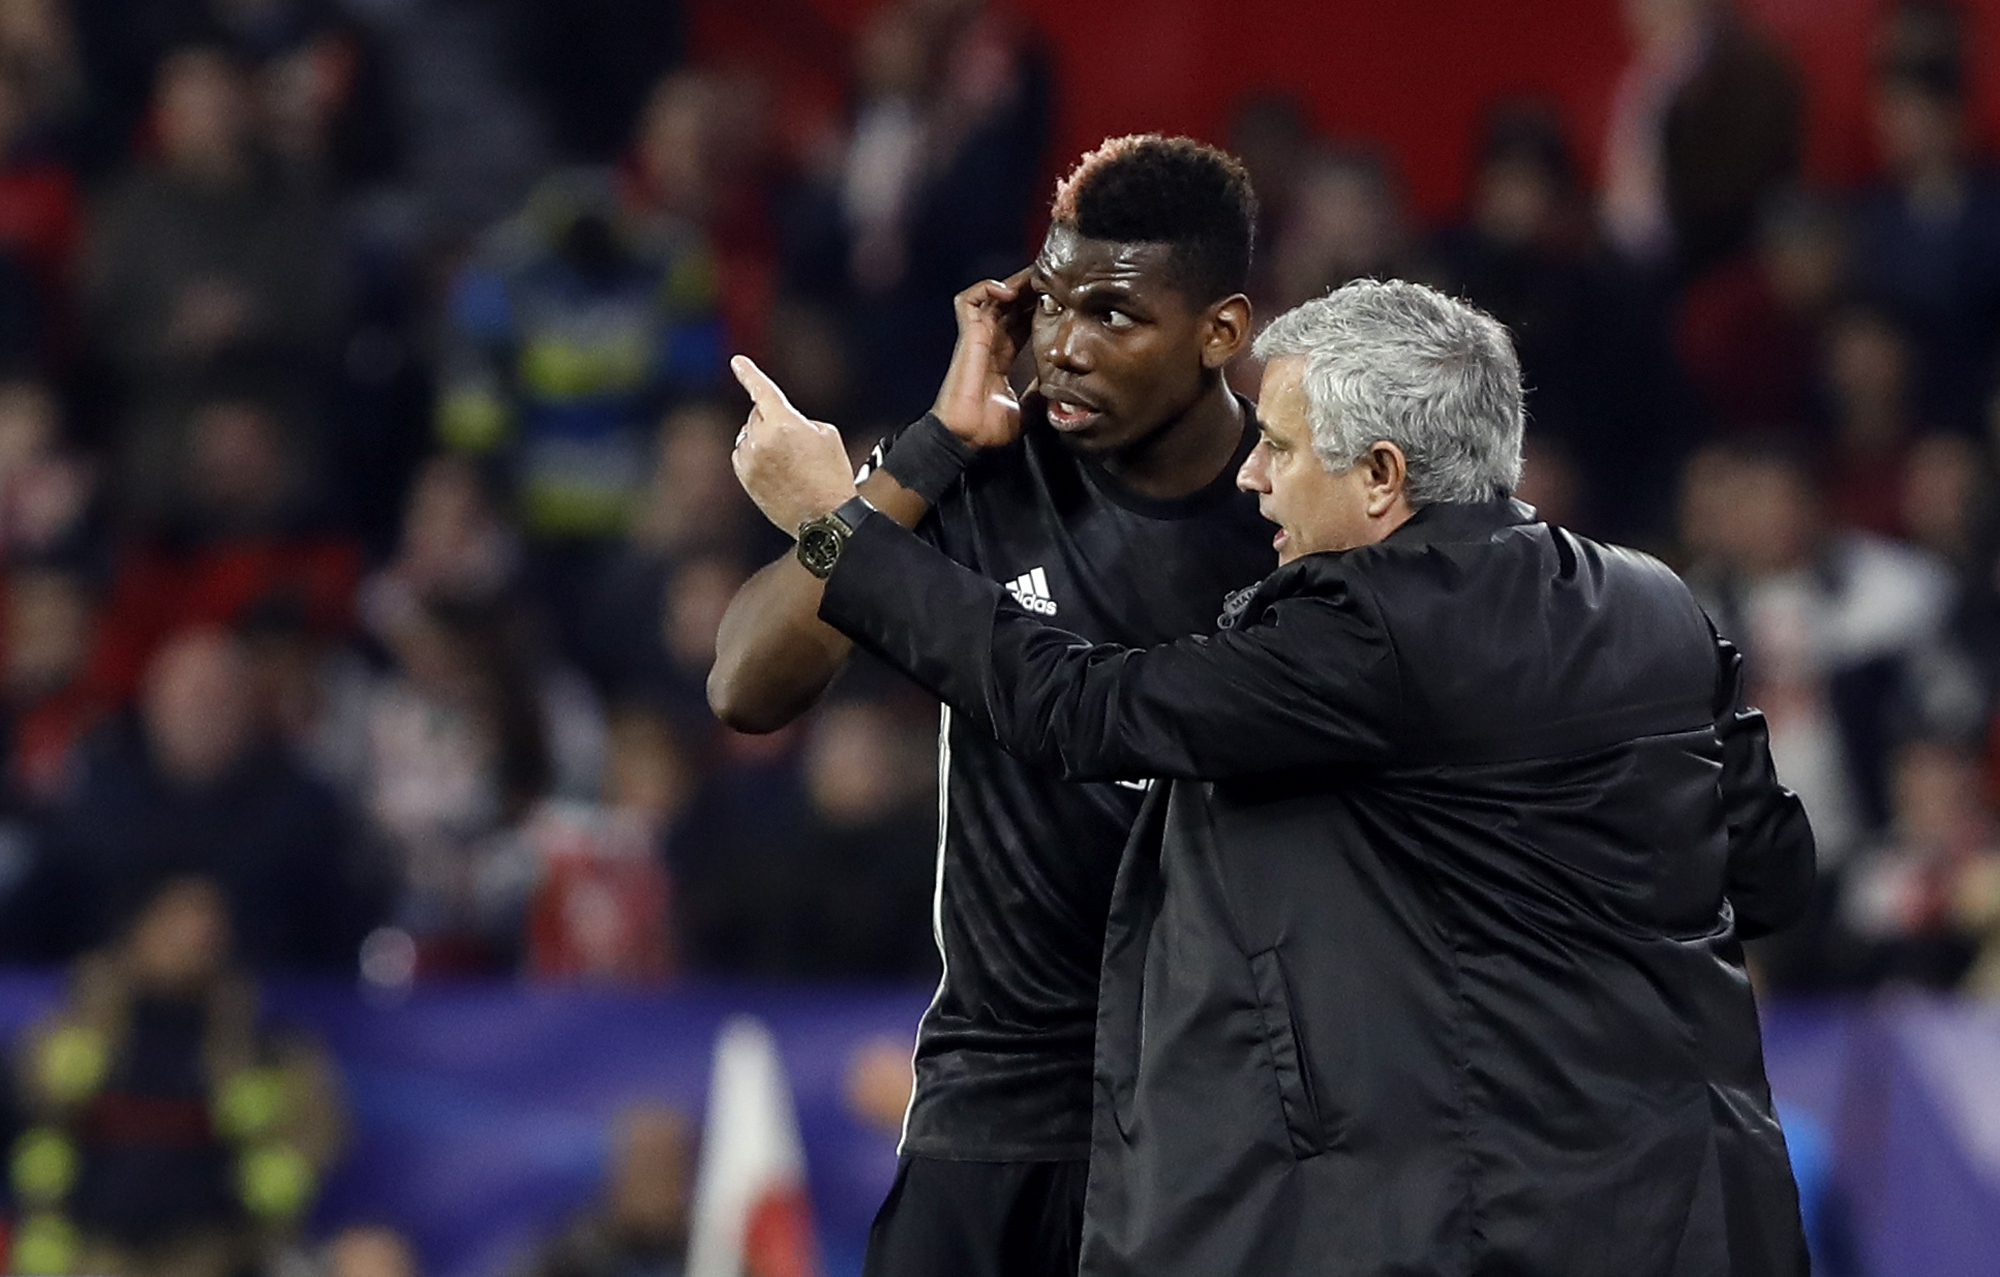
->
[1005,566,1059,615]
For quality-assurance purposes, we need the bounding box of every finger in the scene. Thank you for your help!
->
[958,275,1031,326]
[730,355,795,415]
[958,272,1024,306]
[998,274,1036,337]
[954,286,1003,331]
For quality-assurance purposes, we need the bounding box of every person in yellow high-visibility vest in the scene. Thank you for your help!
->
[9,877,344,1277]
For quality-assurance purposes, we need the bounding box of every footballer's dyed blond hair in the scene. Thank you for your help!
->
[1049,134,1257,304]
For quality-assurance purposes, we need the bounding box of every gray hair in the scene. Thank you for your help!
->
[1252,279,1524,505]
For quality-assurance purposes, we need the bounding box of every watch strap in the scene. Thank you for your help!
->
[830,493,875,533]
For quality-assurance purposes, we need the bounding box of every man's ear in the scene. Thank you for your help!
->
[1200,294,1252,370]
[1362,441,1409,517]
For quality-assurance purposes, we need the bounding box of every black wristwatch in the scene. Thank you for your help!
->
[797,495,874,579]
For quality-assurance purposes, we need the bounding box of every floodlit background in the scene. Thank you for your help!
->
[0,0,1993,1274]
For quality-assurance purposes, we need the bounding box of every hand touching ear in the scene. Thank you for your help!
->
[932,267,1034,449]
[729,355,859,533]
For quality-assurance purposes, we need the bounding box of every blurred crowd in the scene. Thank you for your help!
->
[0,0,962,991]
[0,0,1976,1270]
[0,0,1983,996]
[0,0,1986,1000]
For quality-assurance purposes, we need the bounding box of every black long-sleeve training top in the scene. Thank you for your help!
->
[874,406,1274,1161]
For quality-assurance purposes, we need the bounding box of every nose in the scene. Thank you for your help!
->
[1041,310,1090,373]
[1237,440,1271,493]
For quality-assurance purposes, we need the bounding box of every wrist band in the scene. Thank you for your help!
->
[881,412,977,505]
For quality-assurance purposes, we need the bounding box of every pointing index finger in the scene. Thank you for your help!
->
[730,355,795,415]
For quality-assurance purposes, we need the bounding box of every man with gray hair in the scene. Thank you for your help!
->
[728,277,1815,1276]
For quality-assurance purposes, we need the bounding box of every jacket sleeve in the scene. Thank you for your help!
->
[1710,628,1816,939]
[819,513,1402,781]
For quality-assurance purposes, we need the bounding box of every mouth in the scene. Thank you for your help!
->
[1263,509,1291,557]
[1041,387,1105,433]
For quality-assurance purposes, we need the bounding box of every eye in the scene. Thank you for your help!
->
[1037,293,1061,316]
[1104,310,1135,330]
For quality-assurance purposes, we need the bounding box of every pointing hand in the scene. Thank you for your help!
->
[730,355,860,535]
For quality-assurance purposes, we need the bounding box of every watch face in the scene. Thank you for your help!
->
[799,523,844,577]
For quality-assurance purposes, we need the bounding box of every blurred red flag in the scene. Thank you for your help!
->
[687,1016,824,1277]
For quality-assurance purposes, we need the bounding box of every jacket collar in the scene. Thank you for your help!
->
[1218,497,1539,629]
[1380,496,1539,548]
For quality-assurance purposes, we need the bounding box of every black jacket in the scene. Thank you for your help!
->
[821,498,1814,1277]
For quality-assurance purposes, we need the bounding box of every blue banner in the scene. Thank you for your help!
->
[1,977,1994,1277]
[0,975,931,1277]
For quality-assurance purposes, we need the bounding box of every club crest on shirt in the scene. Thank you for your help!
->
[1005,566,1059,615]
[1218,582,1260,629]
